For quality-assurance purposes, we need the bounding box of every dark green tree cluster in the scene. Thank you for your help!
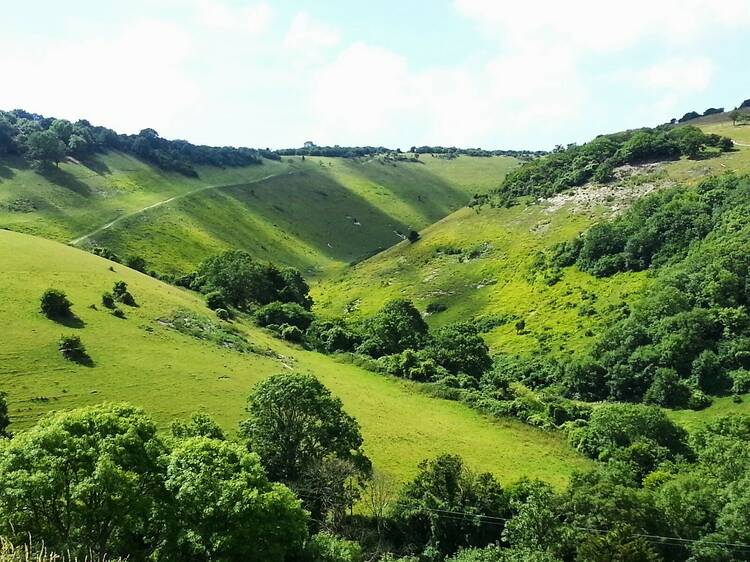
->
[0,109,272,175]
[191,249,313,311]
[543,174,750,407]
[479,126,732,207]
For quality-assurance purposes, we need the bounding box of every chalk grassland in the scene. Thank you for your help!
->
[0,151,517,276]
[313,118,750,357]
[0,229,589,486]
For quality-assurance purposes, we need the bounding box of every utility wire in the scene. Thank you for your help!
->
[398,503,750,551]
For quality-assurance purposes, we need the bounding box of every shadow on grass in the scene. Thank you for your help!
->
[66,352,94,367]
[50,314,85,329]
[39,165,92,196]
[689,151,725,161]
[81,155,112,176]
[0,162,15,179]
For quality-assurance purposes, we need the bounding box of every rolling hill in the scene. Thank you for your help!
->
[314,115,750,358]
[0,228,589,486]
[0,150,517,277]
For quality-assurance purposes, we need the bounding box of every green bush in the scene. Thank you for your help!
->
[279,324,304,342]
[40,289,72,318]
[215,308,230,321]
[205,290,228,311]
[58,335,89,363]
[101,291,115,309]
[254,301,313,330]
[112,281,136,306]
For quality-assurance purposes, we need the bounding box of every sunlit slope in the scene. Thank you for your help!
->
[314,200,648,357]
[0,151,517,276]
[315,118,750,356]
[0,229,588,485]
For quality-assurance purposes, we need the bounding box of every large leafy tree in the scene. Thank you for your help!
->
[241,373,368,481]
[357,299,428,357]
[0,403,166,560]
[241,373,370,523]
[195,250,312,310]
[391,454,509,557]
[159,437,308,562]
[426,322,492,377]
[26,130,66,166]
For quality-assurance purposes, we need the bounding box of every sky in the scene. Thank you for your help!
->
[1,0,749,150]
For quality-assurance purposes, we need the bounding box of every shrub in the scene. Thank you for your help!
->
[280,324,304,343]
[576,403,689,461]
[407,229,420,243]
[215,308,230,321]
[205,290,228,311]
[254,301,314,330]
[101,291,115,309]
[112,308,126,319]
[58,335,89,363]
[125,255,147,272]
[112,281,136,306]
[40,289,72,318]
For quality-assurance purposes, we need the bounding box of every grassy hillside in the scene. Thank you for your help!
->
[314,118,750,357]
[0,151,516,277]
[0,229,589,486]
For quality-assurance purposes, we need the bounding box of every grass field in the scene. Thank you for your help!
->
[313,118,750,357]
[0,151,517,277]
[669,394,750,432]
[0,229,589,486]
[314,196,648,357]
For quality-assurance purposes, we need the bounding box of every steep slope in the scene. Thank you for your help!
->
[0,151,517,277]
[314,118,750,356]
[0,229,589,485]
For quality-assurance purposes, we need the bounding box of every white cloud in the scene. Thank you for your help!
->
[195,0,272,34]
[0,20,199,135]
[307,42,589,147]
[283,12,340,52]
[454,0,750,52]
[619,56,714,92]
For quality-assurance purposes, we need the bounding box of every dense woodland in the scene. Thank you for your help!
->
[0,109,275,177]
[475,125,734,207]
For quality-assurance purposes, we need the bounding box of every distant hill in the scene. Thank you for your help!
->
[0,148,517,277]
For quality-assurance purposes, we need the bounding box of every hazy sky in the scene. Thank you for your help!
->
[2,0,749,150]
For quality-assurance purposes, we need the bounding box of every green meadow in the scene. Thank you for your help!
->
[0,151,517,277]
[0,229,589,486]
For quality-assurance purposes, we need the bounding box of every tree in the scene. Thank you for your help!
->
[40,288,72,318]
[391,454,509,557]
[195,250,310,310]
[576,403,689,461]
[407,229,420,243]
[426,322,492,377]
[576,525,661,562]
[170,412,226,440]
[160,437,307,562]
[241,373,368,483]
[729,109,740,126]
[49,119,73,143]
[254,301,314,330]
[0,391,10,438]
[26,130,66,166]
[125,255,147,273]
[357,299,429,357]
[0,404,166,560]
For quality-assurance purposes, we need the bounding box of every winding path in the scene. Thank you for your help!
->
[69,172,290,246]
